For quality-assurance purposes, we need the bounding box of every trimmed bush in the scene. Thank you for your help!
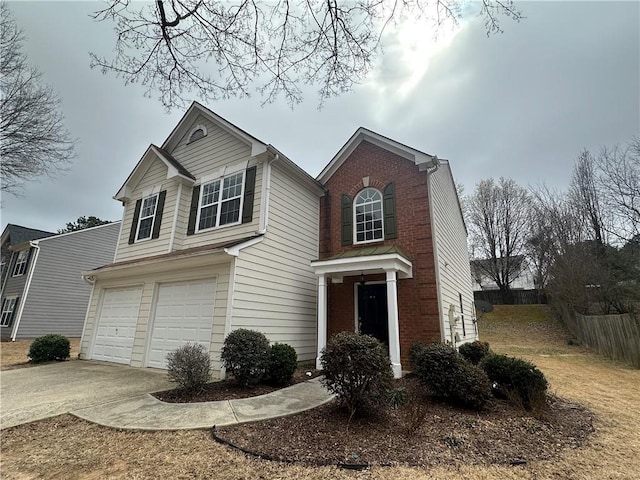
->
[221,329,270,386]
[267,343,298,386]
[411,342,491,410]
[459,340,491,365]
[321,332,393,417]
[28,334,70,362]
[166,343,211,391]
[480,353,548,411]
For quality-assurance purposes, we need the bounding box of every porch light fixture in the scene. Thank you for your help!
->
[359,272,365,286]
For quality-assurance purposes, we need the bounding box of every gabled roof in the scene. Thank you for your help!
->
[1,224,55,248]
[317,128,439,184]
[161,101,268,157]
[114,144,196,202]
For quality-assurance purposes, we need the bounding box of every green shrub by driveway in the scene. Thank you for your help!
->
[28,334,70,362]
[221,329,270,386]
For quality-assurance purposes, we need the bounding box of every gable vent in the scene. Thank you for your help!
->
[188,125,207,143]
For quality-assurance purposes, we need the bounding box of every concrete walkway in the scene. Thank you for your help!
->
[1,361,333,431]
[71,377,334,430]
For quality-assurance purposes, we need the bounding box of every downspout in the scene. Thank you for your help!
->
[258,154,277,234]
[113,216,124,262]
[425,157,447,343]
[78,274,97,359]
[222,254,238,379]
[11,242,40,341]
[168,182,183,252]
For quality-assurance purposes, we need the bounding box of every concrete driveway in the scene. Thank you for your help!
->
[0,360,172,429]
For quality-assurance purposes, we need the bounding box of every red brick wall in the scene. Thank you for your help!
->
[320,140,441,365]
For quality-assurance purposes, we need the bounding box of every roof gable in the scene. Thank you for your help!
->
[114,145,195,202]
[161,102,268,157]
[317,128,439,184]
[1,224,55,247]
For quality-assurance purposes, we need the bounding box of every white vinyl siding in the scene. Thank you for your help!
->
[174,117,262,250]
[231,162,319,360]
[115,159,175,262]
[429,163,477,343]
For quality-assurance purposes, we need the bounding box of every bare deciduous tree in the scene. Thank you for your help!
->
[597,137,640,240]
[90,0,522,109]
[0,4,76,195]
[569,150,608,247]
[468,177,530,304]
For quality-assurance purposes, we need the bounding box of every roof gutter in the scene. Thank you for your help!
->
[11,241,40,341]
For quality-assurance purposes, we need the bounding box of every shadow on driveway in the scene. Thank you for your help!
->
[0,360,171,429]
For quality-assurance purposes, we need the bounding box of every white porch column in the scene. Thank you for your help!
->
[385,270,402,378]
[316,274,327,370]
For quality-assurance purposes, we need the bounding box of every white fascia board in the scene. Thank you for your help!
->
[311,253,413,279]
[161,102,269,158]
[317,128,437,184]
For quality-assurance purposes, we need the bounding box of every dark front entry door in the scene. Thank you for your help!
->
[358,284,389,345]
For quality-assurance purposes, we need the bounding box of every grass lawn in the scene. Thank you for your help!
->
[0,338,80,370]
[1,306,639,479]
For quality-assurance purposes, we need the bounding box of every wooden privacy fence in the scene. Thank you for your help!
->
[474,289,547,305]
[559,304,640,368]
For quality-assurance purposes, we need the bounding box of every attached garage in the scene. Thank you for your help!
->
[146,279,216,369]
[91,286,143,364]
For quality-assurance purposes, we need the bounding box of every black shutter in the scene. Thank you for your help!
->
[128,199,142,244]
[151,190,166,239]
[25,248,34,273]
[341,194,352,246]
[242,166,257,224]
[187,185,201,235]
[383,182,397,239]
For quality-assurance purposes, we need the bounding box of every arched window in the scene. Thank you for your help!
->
[354,188,384,243]
[188,125,207,143]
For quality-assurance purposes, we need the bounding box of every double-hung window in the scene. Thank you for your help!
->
[197,171,244,231]
[12,250,29,277]
[136,194,159,241]
[1,297,18,327]
[354,188,384,243]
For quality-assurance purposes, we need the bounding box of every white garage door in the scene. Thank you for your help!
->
[92,286,142,364]
[147,279,216,369]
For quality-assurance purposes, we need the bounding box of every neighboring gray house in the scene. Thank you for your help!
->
[1,222,121,341]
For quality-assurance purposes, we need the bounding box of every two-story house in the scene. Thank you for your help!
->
[79,103,476,379]
[79,103,324,374]
[311,129,477,377]
[1,223,120,341]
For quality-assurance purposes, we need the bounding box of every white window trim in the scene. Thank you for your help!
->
[12,250,29,277]
[187,124,208,144]
[353,187,385,245]
[135,193,159,242]
[196,171,246,233]
[1,296,18,327]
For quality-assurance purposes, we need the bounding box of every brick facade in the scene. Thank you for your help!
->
[319,140,441,364]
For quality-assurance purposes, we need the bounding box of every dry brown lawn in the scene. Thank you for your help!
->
[1,306,639,479]
[0,338,80,370]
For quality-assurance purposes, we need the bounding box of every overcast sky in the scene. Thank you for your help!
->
[1,1,639,233]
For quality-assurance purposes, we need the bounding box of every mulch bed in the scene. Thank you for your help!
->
[215,376,595,468]
[153,367,321,403]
